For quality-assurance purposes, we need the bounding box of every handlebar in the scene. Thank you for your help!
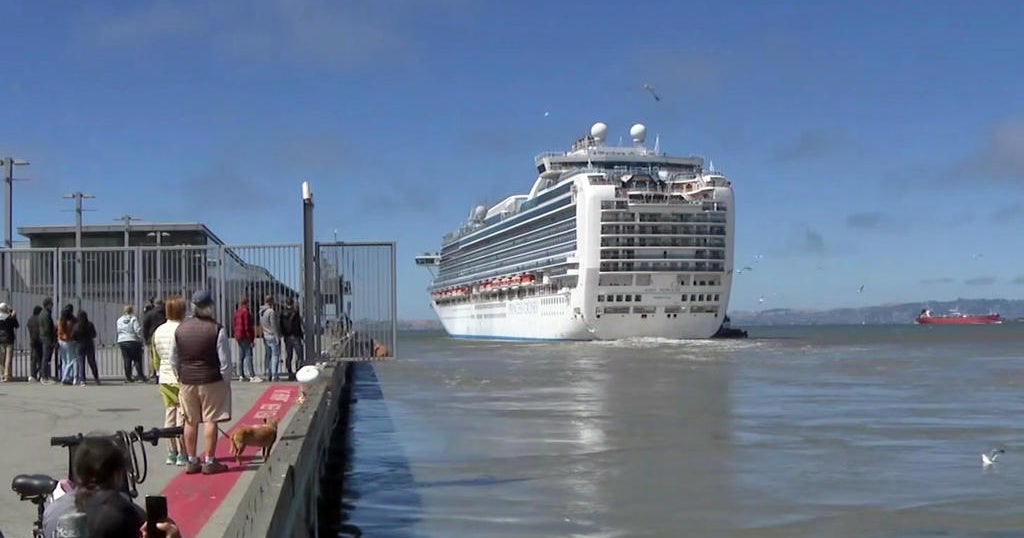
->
[50,426,182,448]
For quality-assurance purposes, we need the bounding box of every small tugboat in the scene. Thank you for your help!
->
[914,309,1003,325]
[713,315,748,338]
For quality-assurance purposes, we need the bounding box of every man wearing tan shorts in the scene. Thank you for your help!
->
[172,290,233,475]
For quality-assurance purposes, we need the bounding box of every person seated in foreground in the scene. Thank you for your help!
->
[42,436,182,538]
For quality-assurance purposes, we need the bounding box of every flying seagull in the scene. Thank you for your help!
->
[642,83,661,102]
[857,284,864,294]
[983,448,1005,467]
[736,266,754,275]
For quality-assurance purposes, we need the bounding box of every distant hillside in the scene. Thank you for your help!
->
[398,319,444,331]
[729,298,1024,326]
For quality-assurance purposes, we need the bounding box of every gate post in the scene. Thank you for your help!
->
[301,182,317,362]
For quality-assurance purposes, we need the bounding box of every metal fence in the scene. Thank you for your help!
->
[0,241,396,380]
[317,242,397,361]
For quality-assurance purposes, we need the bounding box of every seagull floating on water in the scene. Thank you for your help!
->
[982,448,1005,467]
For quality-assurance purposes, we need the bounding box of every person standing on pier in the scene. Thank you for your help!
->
[174,290,233,474]
[73,310,100,385]
[233,297,258,382]
[259,295,281,382]
[0,303,19,382]
[38,297,56,384]
[57,304,78,385]
[27,305,42,382]
[116,304,147,382]
[143,299,166,383]
[153,295,188,466]
[280,297,304,381]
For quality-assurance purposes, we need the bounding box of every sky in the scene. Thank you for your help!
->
[1,1,1023,320]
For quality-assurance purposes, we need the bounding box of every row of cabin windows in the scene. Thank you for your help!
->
[601,237,728,248]
[598,294,642,303]
[599,211,727,224]
[684,294,721,302]
[597,293,721,303]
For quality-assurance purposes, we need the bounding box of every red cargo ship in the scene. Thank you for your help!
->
[915,309,1003,325]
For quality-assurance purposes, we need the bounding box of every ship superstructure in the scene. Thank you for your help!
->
[416,122,736,340]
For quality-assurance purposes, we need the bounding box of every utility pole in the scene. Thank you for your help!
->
[115,215,140,303]
[63,192,95,310]
[2,157,29,294]
[147,231,169,300]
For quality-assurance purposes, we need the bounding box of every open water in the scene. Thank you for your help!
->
[340,324,1024,537]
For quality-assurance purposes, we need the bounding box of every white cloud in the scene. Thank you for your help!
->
[79,0,408,68]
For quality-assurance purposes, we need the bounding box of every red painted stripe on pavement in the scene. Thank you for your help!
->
[160,384,300,538]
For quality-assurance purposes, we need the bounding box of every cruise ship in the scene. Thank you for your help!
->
[416,122,735,340]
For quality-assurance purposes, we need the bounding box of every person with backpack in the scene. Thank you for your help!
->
[73,310,100,385]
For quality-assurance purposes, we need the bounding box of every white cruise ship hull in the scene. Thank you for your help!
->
[433,292,726,341]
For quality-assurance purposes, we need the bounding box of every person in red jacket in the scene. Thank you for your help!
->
[232,297,258,382]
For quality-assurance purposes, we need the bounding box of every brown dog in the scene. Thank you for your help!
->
[229,417,279,465]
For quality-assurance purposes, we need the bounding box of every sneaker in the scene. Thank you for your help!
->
[40,378,55,385]
[165,453,178,465]
[185,461,202,475]
[202,460,229,475]
[176,454,189,466]
[27,376,36,382]
[250,376,262,383]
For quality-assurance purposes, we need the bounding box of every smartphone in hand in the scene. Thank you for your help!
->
[145,495,168,538]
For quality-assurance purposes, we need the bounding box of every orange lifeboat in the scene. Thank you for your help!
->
[522,274,535,285]
[511,275,521,287]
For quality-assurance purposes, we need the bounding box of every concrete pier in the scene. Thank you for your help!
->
[0,364,349,538]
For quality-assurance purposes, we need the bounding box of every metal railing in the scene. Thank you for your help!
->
[0,241,397,380]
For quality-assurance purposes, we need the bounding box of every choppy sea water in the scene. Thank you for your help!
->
[340,324,1024,537]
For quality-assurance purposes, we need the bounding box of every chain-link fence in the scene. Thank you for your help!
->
[0,241,396,380]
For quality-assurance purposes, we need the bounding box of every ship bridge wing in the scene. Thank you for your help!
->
[414,254,441,266]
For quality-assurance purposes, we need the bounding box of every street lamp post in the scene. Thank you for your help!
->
[63,193,95,310]
[115,215,139,303]
[2,157,29,293]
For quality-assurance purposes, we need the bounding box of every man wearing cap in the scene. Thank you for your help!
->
[0,303,19,382]
[172,290,233,475]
